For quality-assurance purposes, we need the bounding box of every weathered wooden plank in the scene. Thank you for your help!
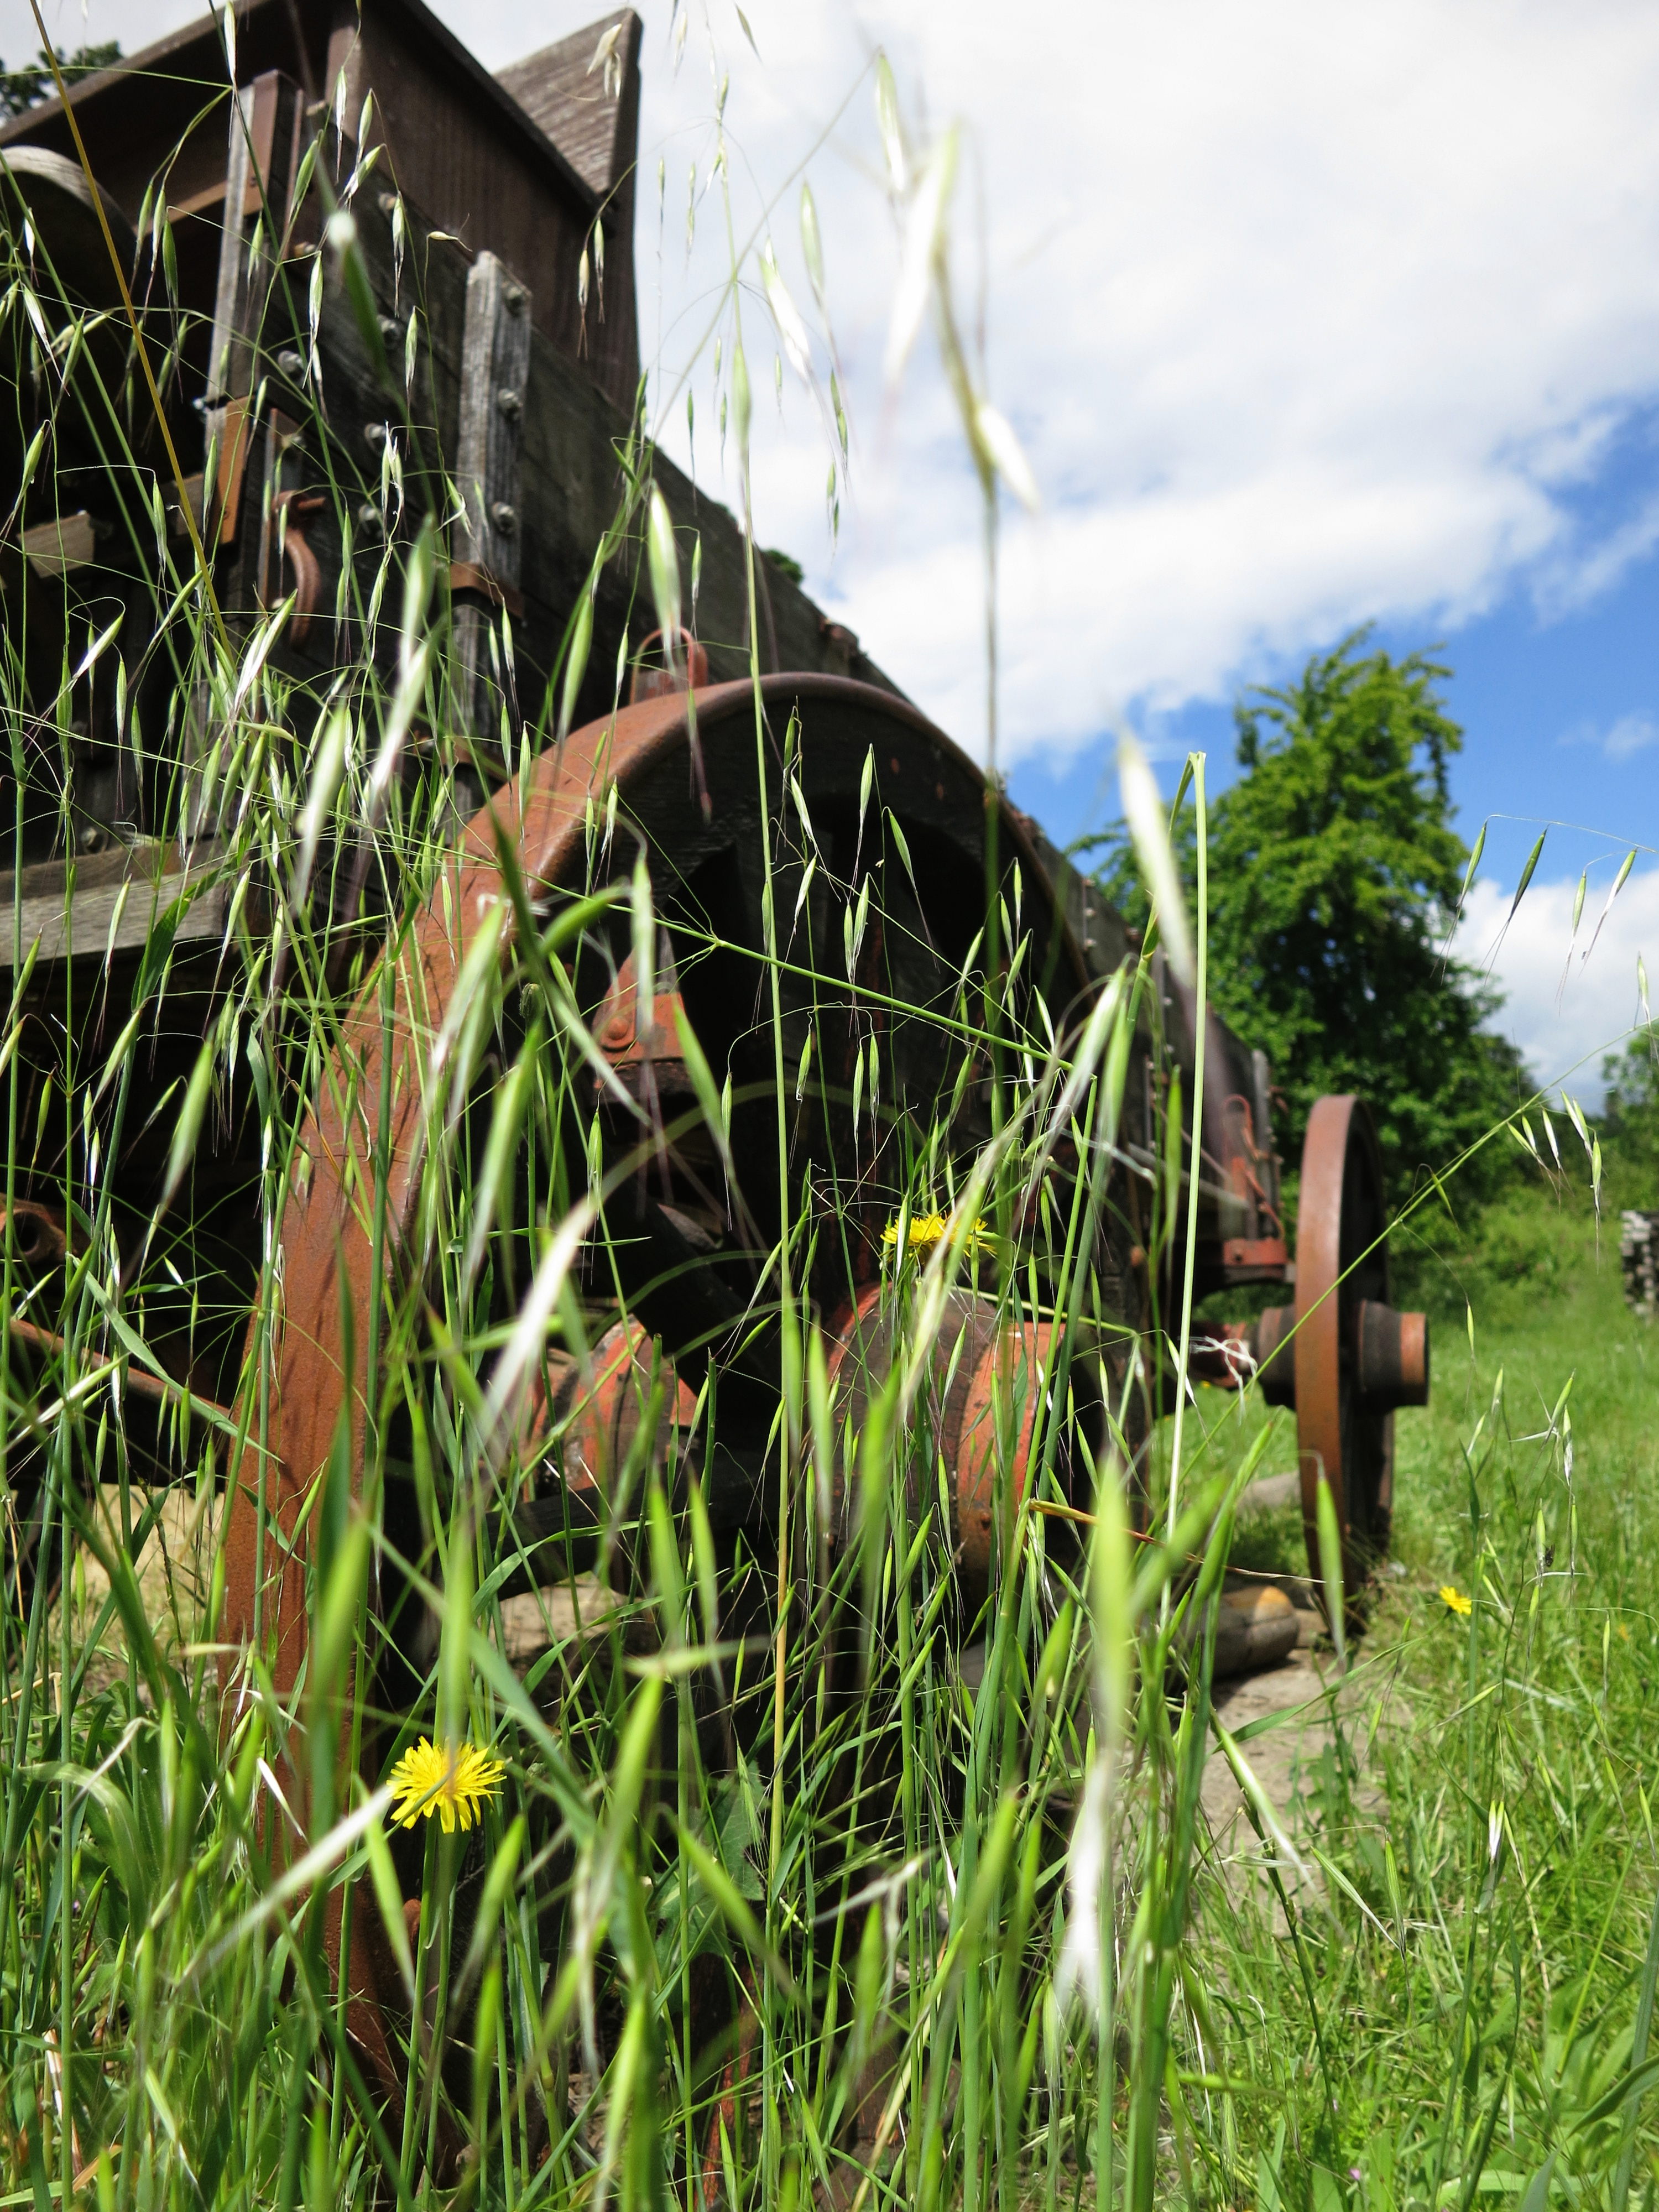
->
[0,843,233,966]
[207,70,305,578]
[20,512,98,577]
[495,13,639,201]
[324,0,621,403]
[453,251,533,736]
[456,252,532,593]
[494,11,641,404]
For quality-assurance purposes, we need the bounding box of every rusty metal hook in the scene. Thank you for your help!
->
[271,489,326,644]
[629,626,709,704]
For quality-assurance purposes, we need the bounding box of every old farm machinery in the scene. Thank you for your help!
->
[0,0,1429,2137]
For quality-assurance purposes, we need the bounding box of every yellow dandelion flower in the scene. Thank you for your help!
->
[1438,1584,1472,1619]
[880,1211,993,1259]
[389,1738,505,1833]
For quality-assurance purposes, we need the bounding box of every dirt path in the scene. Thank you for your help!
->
[1204,1646,1340,1858]
[1202,1598,1406,1900]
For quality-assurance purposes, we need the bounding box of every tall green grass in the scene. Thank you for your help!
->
[2,45,1658,2212]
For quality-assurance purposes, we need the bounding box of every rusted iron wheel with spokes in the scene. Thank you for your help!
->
[1294,1094,1395,1594]
[1253,1095,1429,1620]
[218,674,1141,2147]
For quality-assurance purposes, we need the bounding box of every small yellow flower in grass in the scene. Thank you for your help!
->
[883,1210,947,1255]
[389,1738,505,1833]
[1438,1584,1473,1619]
[880,1211,993,1260]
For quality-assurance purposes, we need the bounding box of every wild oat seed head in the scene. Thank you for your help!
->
[389,1738,505,1832]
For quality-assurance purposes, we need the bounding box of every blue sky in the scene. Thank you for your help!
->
[1008,456,1659,1098]
[1008,546,1659,878]
[1007,387,1659,855]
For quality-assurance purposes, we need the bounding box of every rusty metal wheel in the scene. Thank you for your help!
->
[1287,1094,1427,1614]
[219,673,1128,2127]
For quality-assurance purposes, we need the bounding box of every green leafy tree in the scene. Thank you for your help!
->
[0,43,120,122]
[1091,630,1525,1201]
[1599,1030,1659,1202]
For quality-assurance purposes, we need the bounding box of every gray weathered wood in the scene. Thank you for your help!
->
[457,252,532,593]
[495,13,640,201]
[205,72,303,414]
[20,512,97,577]
[0,844,231,966]
[454,252,533,737]
[205,83,257,413]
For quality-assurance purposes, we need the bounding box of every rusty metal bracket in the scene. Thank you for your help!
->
[269,491,326,643]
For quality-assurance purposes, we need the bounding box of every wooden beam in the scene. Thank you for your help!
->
[0,843,233,966]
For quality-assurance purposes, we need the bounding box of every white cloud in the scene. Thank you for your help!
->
[1453,870,1659,1103]
[19,0,1659,770]
[627,0,1659,765]
[1534,484,1659,615]
[1563,710,1659,760]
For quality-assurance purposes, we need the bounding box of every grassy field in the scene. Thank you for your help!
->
[9,1054,1658,2212]
[1165,1173,1659,2212]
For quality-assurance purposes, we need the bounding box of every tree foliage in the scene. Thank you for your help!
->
[0,43,121,122]
[1091,631,1525,1201]
[1599,1030,1659,1200]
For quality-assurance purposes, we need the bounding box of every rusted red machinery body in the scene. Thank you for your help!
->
[826,1284,1106,1598]
[213,675,1109,2093]
[218,672,1103,1700]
